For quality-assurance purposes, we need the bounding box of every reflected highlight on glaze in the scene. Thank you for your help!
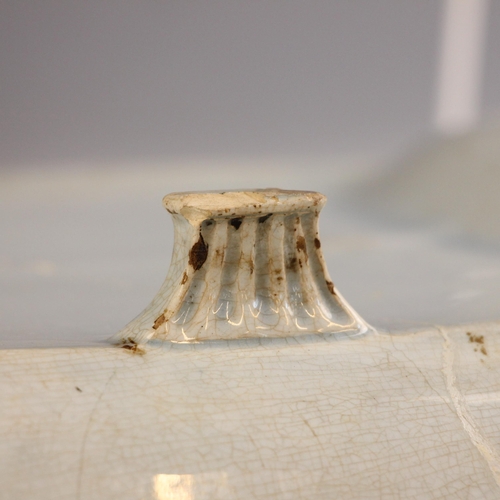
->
[153,472,230,500]
[154,474,193,500]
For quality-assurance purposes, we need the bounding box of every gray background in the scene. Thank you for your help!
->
[2,0,500,167]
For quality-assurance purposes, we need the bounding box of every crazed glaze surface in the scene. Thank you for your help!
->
[2,323,500,499]
[115,189,369,344]
[4,184,500,499]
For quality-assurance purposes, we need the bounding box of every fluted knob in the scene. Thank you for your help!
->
[115,189,370,343]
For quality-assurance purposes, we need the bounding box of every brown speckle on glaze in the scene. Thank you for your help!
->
[467,332,488,355]
[467,332,484,344]
[120,338,145,355]
[230,217,243,230]
[296,236,308,261]
[152,314,166,330]
[286,257,299,271]
[189,234,209,271]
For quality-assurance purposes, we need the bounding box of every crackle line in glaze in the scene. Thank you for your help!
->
[114,189,370,343]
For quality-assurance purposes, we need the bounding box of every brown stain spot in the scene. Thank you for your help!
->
[326,280,336,295]
[277,276,283,282]
[189,233,209,271]
[296,236,308,261]
[314,238,321,249]
[258,213,272,224]
[215,248,225,264]
[249,258,254,274]
[181,272,188,285]
[230,217,243,230]
[286,257,298,271]
[120,338,145,355]
[467,332,487,355]
[75,387,82,392]
[467,332,484,344]
[153,313,166,330]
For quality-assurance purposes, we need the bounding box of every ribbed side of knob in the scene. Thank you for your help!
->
[114,190,370,343]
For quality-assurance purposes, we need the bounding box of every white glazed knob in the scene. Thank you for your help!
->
[115,189,370,344]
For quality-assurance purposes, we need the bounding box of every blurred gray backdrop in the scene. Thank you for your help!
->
[5,1,500,167]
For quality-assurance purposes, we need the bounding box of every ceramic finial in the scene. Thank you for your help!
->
[114,189,370,343]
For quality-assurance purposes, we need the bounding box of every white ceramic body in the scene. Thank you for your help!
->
[2,322,500,499]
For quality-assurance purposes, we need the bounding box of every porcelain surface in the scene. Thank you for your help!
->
[2,323,500,499]
[2,155,500,499]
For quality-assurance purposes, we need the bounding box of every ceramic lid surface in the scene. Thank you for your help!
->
[2,153,500,499]
[2,323,500,499]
